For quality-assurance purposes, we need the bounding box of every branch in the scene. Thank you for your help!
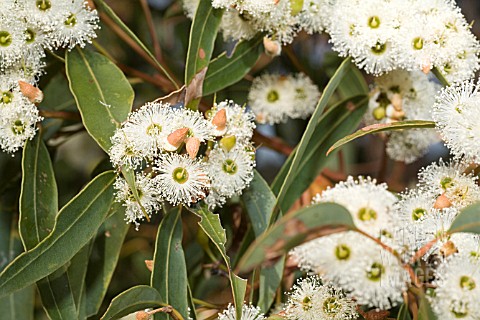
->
[39,110,81,121]
[253,130,294,155]
[98,11,179,91]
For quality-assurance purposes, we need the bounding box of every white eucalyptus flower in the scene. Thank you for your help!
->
[313,176,397,237]
[205,144,255,208]
[417,159,480,209]
[121,102,178,159]
[0,96,42,153]
[51,0,99,50]
[430,255,480,320]
[284,276,358,320]
[248,73,319,124]
[114,173,161,230]
[432,80,480,162]
[153,153,210,206]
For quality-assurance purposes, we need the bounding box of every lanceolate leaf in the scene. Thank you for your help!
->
[86,205,129,317]
[271,94,368,214]
[151,208,189,319]
[192,206,247,320]
[101,285,164,320]
[237,203,355,272]
[241,171,284,311]
[69,242,94,317]
[418,293,437,320]
[273,58,353,214]
[20,135,77,320]
[0,237,35,320]
[336,64,368,99]
[449,203,480,234]
[397,303,413,320]
[36,270,78,320]
[327,120,436,155]
[324,53,368,99]
[203,36,264,96]
[66,48,134,152]
[0,171,116,298]
[242,171,276,238]
[0,199,34,320]
[185,0,223,85]
[19,135,58,249]
[258,261,284,313]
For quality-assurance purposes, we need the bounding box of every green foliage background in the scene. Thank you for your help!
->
[1,0,480,319]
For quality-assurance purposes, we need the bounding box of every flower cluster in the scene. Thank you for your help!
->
[0,78,42,153]
[0,0,100,153]
[247,73,320,124]
[430,255,480,319]
[109,100,256,229]
[217,304,265,320]
[284,276,358,320]
[183,0,479,80]
[365,70,441,163]
[327,0,480,80]
[183,0,329,45]
[432,80,480,163]
[215,277,357,320]
[290,159,480,317]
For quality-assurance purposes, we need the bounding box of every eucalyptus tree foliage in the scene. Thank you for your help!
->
[1,0,480,320]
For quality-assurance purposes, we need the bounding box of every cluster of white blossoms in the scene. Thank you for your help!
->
[0,78,42,153]
[0,0,99,153]
[214,277,357,320]
[183,0,329,45]
[247,73,320,124]
[430,254,480,319]
[392,159,480,260]
[365,70,441,163]
[217,304,265,320]
[284,276,357,320]
[183,0,479,81]
[327,0,480,80]
[109,100,256,229]
[432,80,480,163]
[291,177,409,310]
[290,161,480,317]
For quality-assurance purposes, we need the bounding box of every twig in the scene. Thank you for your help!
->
[377,143,388,183]
[252,130,294,155]
[46,49,65,63]
[119,63,171,92]
[356,229,423,288]
[338,150,346,175]
[139,0,163,62]
[99,12,179,91]
[283,45,310,77]
[140,306,184,320]
[409,238,439,265]
[39,110,81,121]
[322,168,347,182]
[355,229,402,262]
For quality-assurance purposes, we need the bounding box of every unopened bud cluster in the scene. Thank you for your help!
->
[109,100,256,229]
